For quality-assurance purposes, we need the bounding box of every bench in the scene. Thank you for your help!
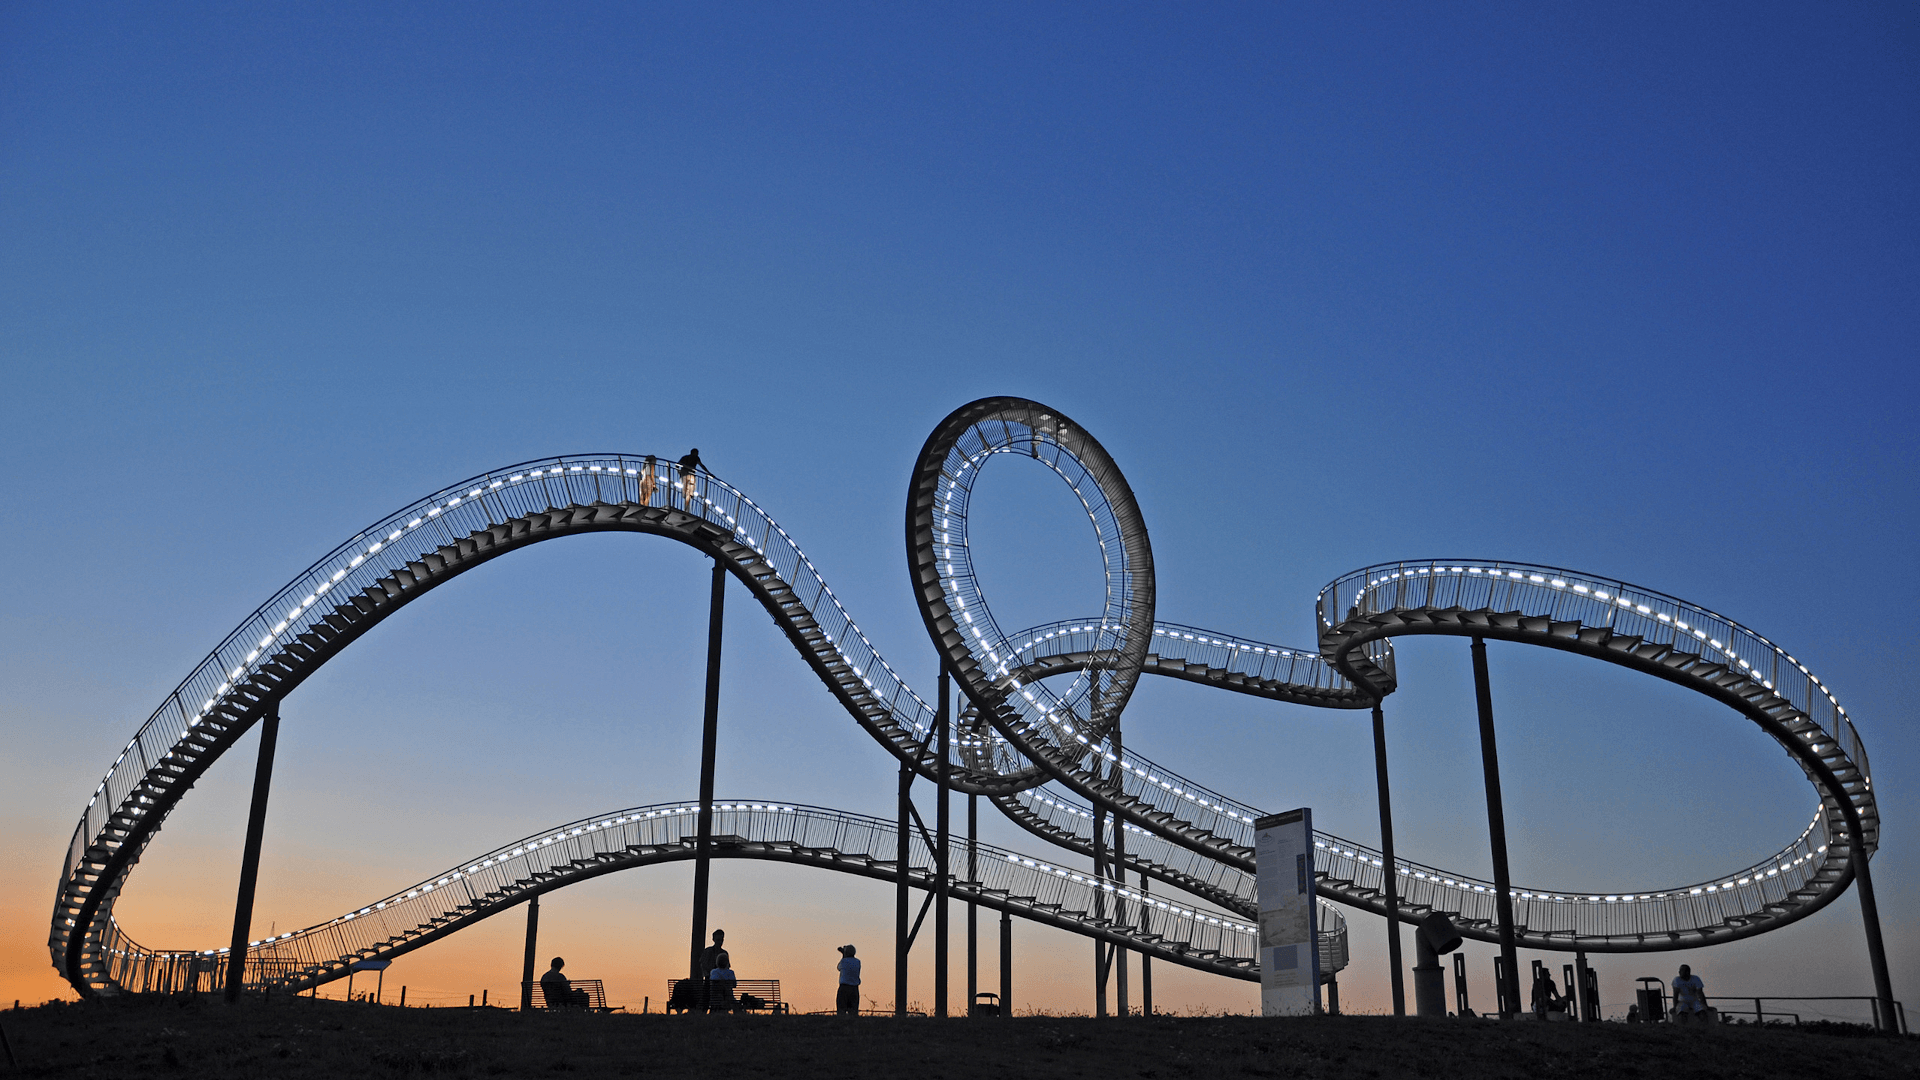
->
[666,978,787,1014]
[521,978,619,1012]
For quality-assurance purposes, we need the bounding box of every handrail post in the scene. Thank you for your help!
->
[1371,703,1405,1016]
[1472,638,1521,1018]
[224,704,281,1003]
[689,560,725,1003]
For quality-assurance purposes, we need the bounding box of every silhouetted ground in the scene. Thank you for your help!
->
[2,997,1914,1079]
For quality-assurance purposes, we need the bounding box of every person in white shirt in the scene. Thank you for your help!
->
[1672,964,1708,1023]
[835,944,862,1015]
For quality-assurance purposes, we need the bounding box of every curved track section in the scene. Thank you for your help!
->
[85,800,1350,994]
[995,614,1856,949]
[1315,560,1877,949]
[53,455,1057,994]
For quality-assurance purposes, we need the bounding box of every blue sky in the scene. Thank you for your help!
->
[2,2,1914,1016]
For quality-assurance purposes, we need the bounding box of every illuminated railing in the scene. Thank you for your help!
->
[92,801,1276,993]
[1317,561,1870,792]
[1007,618,1371,701]
[58,455,1049,986]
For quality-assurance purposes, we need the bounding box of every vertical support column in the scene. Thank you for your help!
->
[224,704,282,1003]
[689,561,726,990]
[520,895,540,1011]
[896,759,911,1018]
[1092,804,1108,1017]
[1111,732,1128,1017]
[967,792,978,1016]
[1573,951,1591,1022]
[1370,703,1405,1017]
[1847,822,1899,1030]
[1453,952,1469,1016]
[1140,873,1153,1016]
[1471,637,1521,1018]
[935,665,951,1019]
[999,907,1012,1016]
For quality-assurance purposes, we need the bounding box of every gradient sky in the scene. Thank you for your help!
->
[2,3,1915,1020]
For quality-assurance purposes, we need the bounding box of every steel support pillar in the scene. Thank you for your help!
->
[967,792,978,1016]
[896,759,911,1017]
[1140,873,1153,1016]
[1370,703,1405,1017]
[224,704,281,1003]
[935,666,951,1018]
[689,561,725,989]
[1848,822,1898,1029]
[1111,731,1128,1016]
[999,907,1012,1016]
[1471,637,1521,1017]
[1092,804,1108,1017]
[520,895,540,1011]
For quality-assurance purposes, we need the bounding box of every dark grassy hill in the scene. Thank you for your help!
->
[2,997,1913,1079]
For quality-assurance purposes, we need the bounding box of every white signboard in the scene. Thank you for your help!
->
[1255,808,1320,1016]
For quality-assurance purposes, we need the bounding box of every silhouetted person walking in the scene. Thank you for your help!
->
[679,449,703,506]
[835,944,861,1015]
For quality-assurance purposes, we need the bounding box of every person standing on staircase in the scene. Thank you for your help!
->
[639,455,658,504]
[678,448,704,507]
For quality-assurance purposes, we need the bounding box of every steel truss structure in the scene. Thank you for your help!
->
[51,397,1884,1015]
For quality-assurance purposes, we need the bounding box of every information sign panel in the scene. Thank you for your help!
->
[1255,807,1320,1016]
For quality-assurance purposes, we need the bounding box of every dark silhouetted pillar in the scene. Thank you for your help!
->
[520,895,540,1011]
[1471,637,1520,1017]
[224,705,282,1003]
[1371,703,1405,1017]
[896,759,911,1017]
[935,666,950,1018]
[689,561,725,991]
[967,792,978,1015]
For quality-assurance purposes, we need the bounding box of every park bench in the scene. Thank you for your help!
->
[666,978,787,1014]
[521,978,619,1012]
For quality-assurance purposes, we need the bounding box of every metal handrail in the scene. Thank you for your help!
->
[90,800,1336,993]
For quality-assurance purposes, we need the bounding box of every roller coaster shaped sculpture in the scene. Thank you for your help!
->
[51,397,1885,1013]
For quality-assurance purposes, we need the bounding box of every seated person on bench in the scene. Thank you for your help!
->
[541,957,592,1009]
[1531,970,1568,1018]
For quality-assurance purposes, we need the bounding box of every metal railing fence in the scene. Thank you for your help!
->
[94,801,1275,993]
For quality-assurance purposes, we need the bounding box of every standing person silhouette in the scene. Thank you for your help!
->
[835,944,861,1016]
[698,929,730,1012]
[638,455,658,505]
[678,449,703,506]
